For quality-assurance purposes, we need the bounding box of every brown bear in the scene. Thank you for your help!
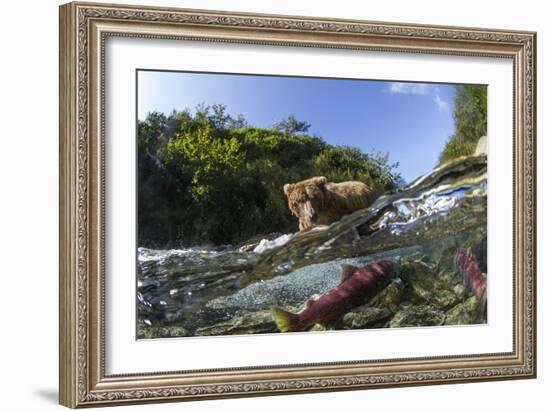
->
[283,176,379,231]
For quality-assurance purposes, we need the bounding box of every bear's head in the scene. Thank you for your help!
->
[283,176,328,231]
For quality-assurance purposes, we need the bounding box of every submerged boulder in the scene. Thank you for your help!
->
[388,305,445,328]
[137,325,191,339]
[445,296,486,325]
[400,256,463,310]
[195,310,278,336]
[369,281,407,313]
[343,307,393,329]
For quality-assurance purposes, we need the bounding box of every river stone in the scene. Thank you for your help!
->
[310,324,328,332]
[137,325,191,339]
[369,282,405,312]
[401,259,461,309]
[389,305,445,328]
[430,289,460,309]
[445,296,485,325]
[343,307,392,329]
[194,310,278,336]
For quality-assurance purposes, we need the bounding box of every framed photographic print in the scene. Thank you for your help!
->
[59,1,537,408]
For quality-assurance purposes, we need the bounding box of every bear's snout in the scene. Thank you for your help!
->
[303,201,318,223]
[309,209,318,223]
[308,212,318,225]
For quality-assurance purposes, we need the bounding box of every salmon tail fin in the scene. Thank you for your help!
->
[271,307,299,332]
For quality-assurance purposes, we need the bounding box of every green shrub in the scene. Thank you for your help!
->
[439,85,487,164]
[138,104,401,247]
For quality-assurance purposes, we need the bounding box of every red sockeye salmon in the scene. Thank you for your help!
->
[454,247,487,319]
[271,259,397,332]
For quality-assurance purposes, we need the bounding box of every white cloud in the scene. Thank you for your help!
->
[387,82,430,95]
[387,82,450,112]
[433,94,450,111]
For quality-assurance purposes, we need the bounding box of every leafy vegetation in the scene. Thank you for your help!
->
[138,104,400,247]
[439,85,487,164]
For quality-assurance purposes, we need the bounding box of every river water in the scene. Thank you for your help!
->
[137,154,487,337]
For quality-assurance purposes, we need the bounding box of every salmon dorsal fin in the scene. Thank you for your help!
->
[340,264,358,283]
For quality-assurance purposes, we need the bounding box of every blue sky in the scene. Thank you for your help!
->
[138,70,457,182]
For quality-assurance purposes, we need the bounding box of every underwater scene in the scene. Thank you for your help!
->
[136,71,488,339]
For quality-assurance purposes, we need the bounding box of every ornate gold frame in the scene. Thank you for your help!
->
[59,2,537,408]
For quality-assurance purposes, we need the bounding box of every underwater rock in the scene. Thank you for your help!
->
[194,310,278,336]
[137,325,191,339]
[369,281,406,312]
[400,259,462,310]
[343,307,393,329]
[388,305,445,328]
[445,296,485,325]
[430,289,460,309]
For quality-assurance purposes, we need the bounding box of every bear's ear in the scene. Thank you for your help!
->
[283,183,292,196]
[312,176,327,187]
